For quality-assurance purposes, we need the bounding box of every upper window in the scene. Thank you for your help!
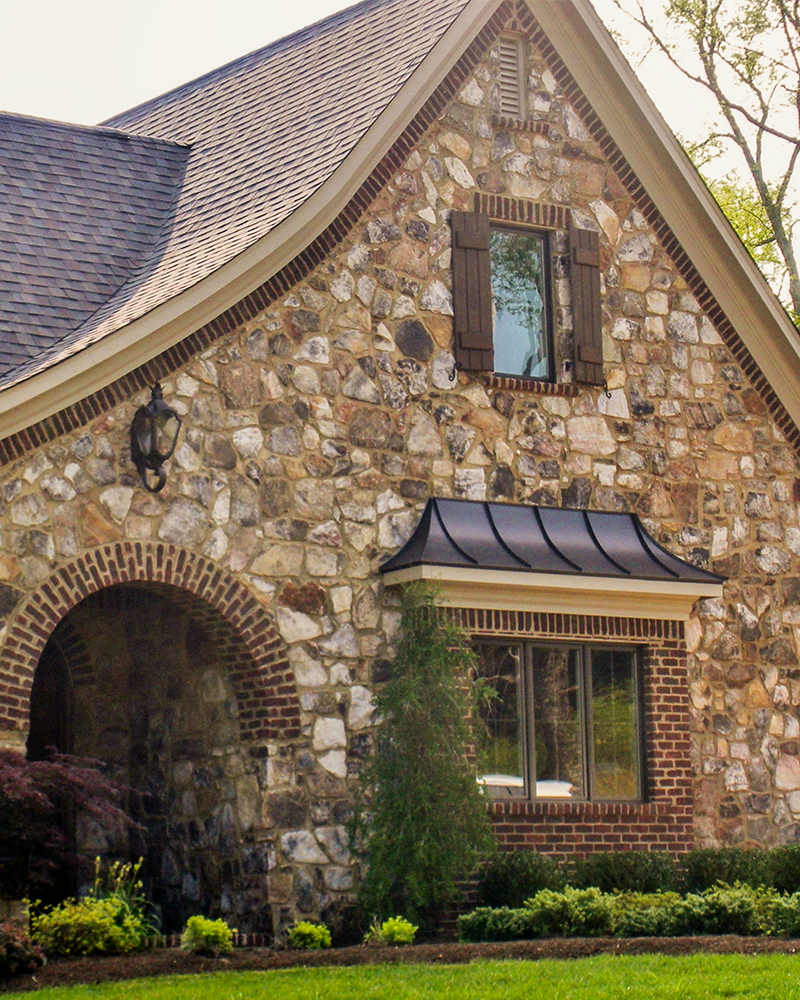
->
[475,641,643,802]
[490,226,552,380]
[450,208,604,386]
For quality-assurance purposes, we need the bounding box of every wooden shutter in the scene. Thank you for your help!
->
[570,227,604,386]
[451,211,494,371]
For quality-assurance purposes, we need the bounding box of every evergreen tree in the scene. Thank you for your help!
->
[355,584,494,930]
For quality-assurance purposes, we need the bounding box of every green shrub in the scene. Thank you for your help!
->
[525,887,615,938]
[458,906,543,943]
[571,851,677,894]
[768,845,800,894]
[0,922,45,978]
[610,892,682,937]
[459,881,800,943]
[478,851,566,907]
[32,896,147,956]
[180,915,234,956]
[679,848,773,893]
[770,891,800,936]
[287,921,332,950]
[364,916,418,945]
[670,883,780,936]
[30,857,158,957]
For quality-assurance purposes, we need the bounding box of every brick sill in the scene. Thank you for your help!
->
[491,115,551,135]
[482,374,581,396]
[490,800,668,818]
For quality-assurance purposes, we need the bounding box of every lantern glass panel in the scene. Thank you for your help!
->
[133,410,154,456]
[154,410,181,460]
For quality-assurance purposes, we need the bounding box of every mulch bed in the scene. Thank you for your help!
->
[4,936,800,993]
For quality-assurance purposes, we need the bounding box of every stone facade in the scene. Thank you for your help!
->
[3,8,800,932]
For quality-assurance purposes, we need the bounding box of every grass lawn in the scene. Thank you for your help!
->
[6,954,800,1000]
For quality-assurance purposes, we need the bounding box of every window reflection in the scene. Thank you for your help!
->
[490,228,550,380]
[591,648,639,800]
[475,644,524,796]
[474,642,641,801]
[531,646,583,799]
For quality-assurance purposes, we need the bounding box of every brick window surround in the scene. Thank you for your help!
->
[452,608,693,857]
[0,542,301,742]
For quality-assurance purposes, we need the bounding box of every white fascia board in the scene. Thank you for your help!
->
[0,0,503,442]
[532,0,800,426]
[383,564,723,620]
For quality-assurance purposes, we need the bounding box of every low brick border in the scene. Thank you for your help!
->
[0,542,301,742]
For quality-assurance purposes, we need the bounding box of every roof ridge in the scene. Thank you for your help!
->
[0,109,190,150]
[102,0,392,130]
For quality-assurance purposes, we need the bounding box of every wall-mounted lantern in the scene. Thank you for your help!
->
[130,383,182,493]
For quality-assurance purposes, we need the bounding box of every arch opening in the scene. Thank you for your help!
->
[27,581,274,935]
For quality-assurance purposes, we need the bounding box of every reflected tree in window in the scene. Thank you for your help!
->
[531,646,583,798]
[474,644,523,794]
[591,649,639,800]
[475,642,641,801]
[490,228,549,379]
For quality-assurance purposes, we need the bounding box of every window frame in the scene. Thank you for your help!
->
[450,204,605,386]
[474,639,646,804]
[489,222,556,383]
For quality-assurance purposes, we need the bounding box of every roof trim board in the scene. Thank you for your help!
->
[381,564,722,620]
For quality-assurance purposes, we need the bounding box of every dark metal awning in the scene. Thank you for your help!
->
[380,498,724,621]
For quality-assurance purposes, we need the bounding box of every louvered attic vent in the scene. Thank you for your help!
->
[498,36,525,118]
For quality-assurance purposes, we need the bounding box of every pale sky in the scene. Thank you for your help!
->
[0,0,705,134]
[0,1,354,124]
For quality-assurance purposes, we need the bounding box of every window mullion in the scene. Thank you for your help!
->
[582,646,593,801]
[524,642,537,801]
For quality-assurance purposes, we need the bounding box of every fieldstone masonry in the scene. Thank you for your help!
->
[2,10,800,929]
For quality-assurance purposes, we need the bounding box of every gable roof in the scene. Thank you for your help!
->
[1,0,800,453]
[0,0,471,393]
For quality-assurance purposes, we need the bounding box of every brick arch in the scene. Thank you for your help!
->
[0,542,301,741]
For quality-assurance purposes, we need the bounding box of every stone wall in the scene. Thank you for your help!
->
[2,10,800,928]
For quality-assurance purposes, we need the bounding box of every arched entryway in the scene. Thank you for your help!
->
[11,543,303,935]
[28,582,267,932]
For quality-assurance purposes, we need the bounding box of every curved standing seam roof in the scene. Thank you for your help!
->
[380,498,726,584]
[0,0,470,391]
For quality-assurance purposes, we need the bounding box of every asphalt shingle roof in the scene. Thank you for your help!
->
[0,115,188,373]
[0,0,471,389]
